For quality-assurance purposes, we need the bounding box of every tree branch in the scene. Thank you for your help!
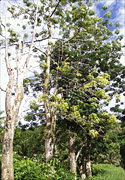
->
[0,86,6,92]
[76,139,87,161]
[17,38,23,75]
[5,1,11,75]
[63,29,86,45]
[23,0,39,71]
[33,46,47,56]
[50,0,61,18]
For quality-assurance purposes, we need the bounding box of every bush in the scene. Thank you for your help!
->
[14,154,75,180]
[0,153,78,180]
[1,155,124,180]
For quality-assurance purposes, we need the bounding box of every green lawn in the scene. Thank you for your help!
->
[86,164,125,180]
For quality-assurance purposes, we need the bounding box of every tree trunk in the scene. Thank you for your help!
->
[69,133,77,178]
[1,117,14,180]
[86,157,92,177]
[1,68,15,180]
[79,153,86,180]
[44,0,55,163]
[45,115,56,162]
[85,137,92,177]
[1,1,38,178]
[79,164,86,180]
[1,72,24,180]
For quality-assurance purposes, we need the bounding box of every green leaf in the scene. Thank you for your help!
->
[102,4,108,10]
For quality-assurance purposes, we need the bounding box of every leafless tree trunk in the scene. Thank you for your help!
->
[2,69,15,180]
[85,137,92,177]
[79,163,86,180]
[78,146,86,180]
[44,14,53,162]
[1,1,38,179]
[44,0,57,163]
[69,133,77,179]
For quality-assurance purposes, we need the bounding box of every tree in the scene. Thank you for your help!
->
[49,2,124,178]
[14,1,124,179]
[13,125,45,157]
[0,0,39,179]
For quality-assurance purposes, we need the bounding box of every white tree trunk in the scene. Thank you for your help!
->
[44,0,56,163]
[69,134,77,179]
[1,70,15,180]
[79,165,86,180]
[85,137,92,177]
[45,115,55,162]
[1,1,38,179]
[86,158,92,177]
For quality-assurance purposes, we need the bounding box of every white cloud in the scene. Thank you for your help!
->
[90,2,101,17]
[112,7,125,26]
[99,0,116,6]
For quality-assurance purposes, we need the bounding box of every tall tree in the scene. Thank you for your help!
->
[0,0,39,179]
[17,1,124,178]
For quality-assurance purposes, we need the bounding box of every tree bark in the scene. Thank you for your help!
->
[85,137,92,177]
[2,126,14,180]
[1,1,38,179]
[69,133,77,178]
[44,0,56,163]
[45,115,55,162]
[79,164,86,180]
[1,70,15,180]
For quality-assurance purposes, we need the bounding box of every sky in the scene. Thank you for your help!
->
[94,0,125,110]
[0,0,125,120]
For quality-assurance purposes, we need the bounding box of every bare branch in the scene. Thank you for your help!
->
[33,46,47,56]
[0,86,6,92]
[1,23,5,28]
[5,1,11,75]
[23,0,39,71]
[17,38,23,74]
[63,30,81,45]
[25,37,49,44]
[50,0,61,18]
[76,139,87,161]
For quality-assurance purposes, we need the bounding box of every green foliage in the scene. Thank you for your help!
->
[116,22,120,27]
[4,0,124,179]
[104,11,111,18]
[14,127,44,157]
[89,129,98,138]
[89,113,100,124]
[30,100,38,111]
[13,154,76,180]
[23,78,30,87]
[22,25,26,29]
[40,62,48,70]
[0,26,2,35]
[24,33,28,38]
[86,164,124,180]
[102,4,108,10]
[107,114,117,125]
[1,155,123,180]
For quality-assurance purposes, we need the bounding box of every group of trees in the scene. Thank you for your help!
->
[0,0,124,180]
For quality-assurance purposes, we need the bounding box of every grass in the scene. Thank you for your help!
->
[86,164,125,180]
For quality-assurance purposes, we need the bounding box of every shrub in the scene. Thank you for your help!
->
[14,154,76,180]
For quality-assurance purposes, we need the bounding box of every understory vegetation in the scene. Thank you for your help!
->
[0,155,124,180]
